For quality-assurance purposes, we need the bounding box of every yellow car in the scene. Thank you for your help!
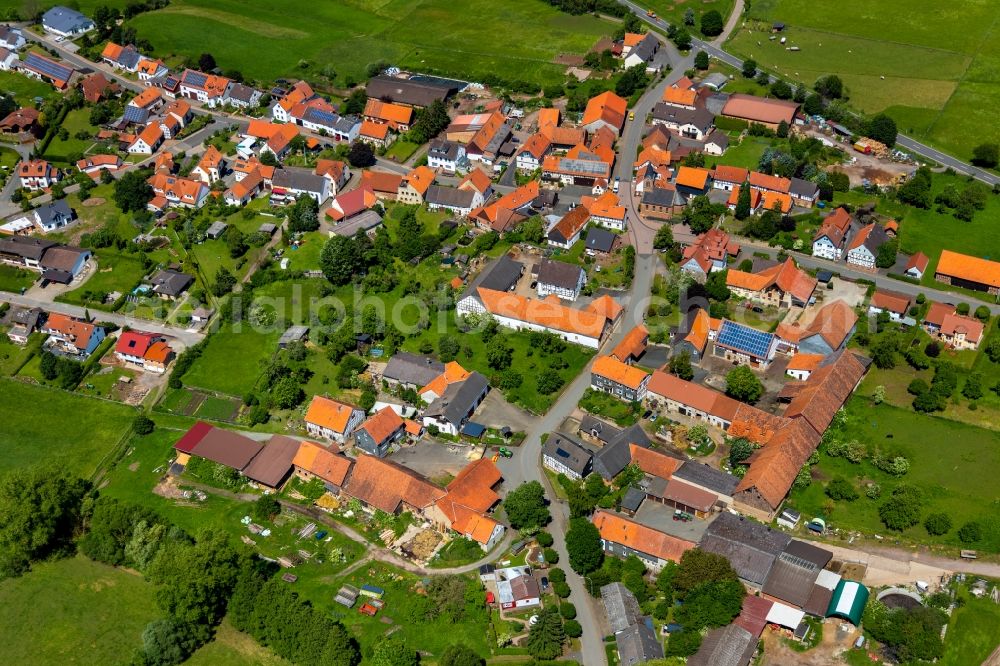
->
[628,111,635,121]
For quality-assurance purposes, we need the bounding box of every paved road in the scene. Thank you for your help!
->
[0,291,205,346]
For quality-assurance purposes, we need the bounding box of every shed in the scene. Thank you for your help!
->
[461,422,486,438]
[360,584,385,599]
[258,222,278,236]
[621,487,645,515]
[278,325,309,348]
[206,220,228,239]
[826,580,869,625]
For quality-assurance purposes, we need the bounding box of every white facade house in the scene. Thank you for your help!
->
[0,48,17,71]
[0,26,27,51]
[536,259,586,302]
[304,396,365,444]
[427,140,468,174]
[456,289,608,349]
[812,235,843,261]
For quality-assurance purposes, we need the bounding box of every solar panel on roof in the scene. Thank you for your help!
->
[559,158,608,175]
[304,108,337,125]
[717,320,775,359]
[23,53,72,81]
[184,70,208,88]
[122,105,148,123]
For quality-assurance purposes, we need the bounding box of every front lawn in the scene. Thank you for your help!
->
[0,379,137,477]
[42,107,99,164]
[0,264,37,293]
[57,249,148,308]
[0,70,55,105]
[383,140,420,163]
[788,396,1000,552]
[579,388,640,426]
[940,588,1000,666]
[0,556,158,666]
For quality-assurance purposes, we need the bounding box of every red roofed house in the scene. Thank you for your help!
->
[591,355,650,402]
[41,313,105,356]
[18,159,59,191]
[76,154,123,178]
[397,165,436,205]
[812,207,853,261]
[359,119,394,149]
[868,289,912,322]
[581,90,628,135]
[610,324,648,365]
[935,249,1000,295]
[305,395,366,444]
[128,122,164,154]
[114,330,163,366]
[431,458,505,549]
[905,252,929,280]
[722,94,799,130]
[680,228,740,278]
[923,303,985,350]
[725,258,817,308]
[80,72,119,103]
[354,406,406,458]
[292,440,354,494]
[593,510,695,571]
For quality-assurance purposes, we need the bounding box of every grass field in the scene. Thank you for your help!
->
[123,0,613,87]
[645,0,734,32]
[0,70,56,105]
[0,263,37,293]
[186,620,291,666]
[58,248,148,307]
[940,588,1000,666]
[789,396,1000,552]
[729,0,1000,163]
[0,379,136,476]
[42,107,98,164]
[0,556,158,665]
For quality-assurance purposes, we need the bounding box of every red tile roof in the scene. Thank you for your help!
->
[936,249,1000,289]
[870,289,911,315]
[611,324,648,362]
[593,510,695,562]
[345,455,445,513]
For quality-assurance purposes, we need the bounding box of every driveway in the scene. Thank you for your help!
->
[633,503,711,543]
[389,439,483,480]
[474,390,538,431]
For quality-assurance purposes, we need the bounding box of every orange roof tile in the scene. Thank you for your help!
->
[293,440,353,487]
[761,190,792,213]
[582,190,626,221]
[924,301,954,327]
[420,361,471,398]
[519,132,552,159]
[363,98,414,127]
[611,324,648,362]
[143,340,173,364]
[714,165,748,183]
[101,42,123,60]
[443,458,502,514]
[137,59,165,76]
[477,288,609,340]
[404,419,423,436]
[360,170,404,194]
[537,107,560,129]
[592,355,648,390]
[403,165,435,195]
[305,396,359,434]
[633,146,671,169]
[197,145,223,170]
[646,370,742,423]
[549,204,590,242]
[663,86,698,107]
[345,455,445,513]
[748,171,791,193]
[870,290,911,314]
[357,406,405,444]
[628,444,681,480]
[582,90,628,131]
[936,250,1000,289]
[684,308,711,354]
[675,166,710,190]
[360,119,391,140]
[593,510,694,563]
[941,312,984,343]
[623,32,645,48]
[459,168,492,194]
[586,295,623,322]
[786,353,824,372]
[130,87,161,109]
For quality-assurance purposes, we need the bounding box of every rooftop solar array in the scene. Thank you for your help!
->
[122,105,149,123]
[23,53,73,82]
[717,319,775,359]
[304,108,337,126]
[557,158,608,175]
[182,70,207,88]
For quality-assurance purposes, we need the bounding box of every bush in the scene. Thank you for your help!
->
[560,602,577,619]
[536,531,554,547]
[825,477,859,501]
[252,495,281,522]
[543,548,559,565]
[924,513,952,536]
[553,581,571,598]
[548,567,566,583]
[879,486,923,531]
[562,619,582,638]
[958,521,982,543]
[133,414,155,435]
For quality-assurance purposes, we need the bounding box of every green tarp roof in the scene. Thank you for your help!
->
[826,580,869,625]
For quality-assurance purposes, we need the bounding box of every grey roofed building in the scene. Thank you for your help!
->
[532,189,558,210]
[629,33,659,63]
[11,306,43,329]
[365,75,457,108]
[34,199,74,228]
[593,423,652,481]
[227,83,260,105]
[278,325,309,348]
[700,512,792,586]
[536,258,584,291]
[687,624,756,666]
[542,433,593,478]
[579,413,621,445]
[700,72,730,91]
[0,236,57,261]
[149,269,194,297]
[641,186,684,207]
[462,254,524,299]
[258,222,277,235]
[601,583,644,634]
[621,486,645,513]
[42,6,94,35]
[425,185,477,209]
[272,168,327,195]
[39,245,89,273]
[428,138,462,161]
[761,548,826,608]
[651,104,715,132]
[674,461,739,496]
[382,351,444,388]
[783,539,833,568]
[331,209,382,237]
[333,114,361,136]
[585,226,617,254]
[705,129,730,150]
[115,44,142,70]
[206,220,228,239]
[616,623,663,666]
[790,177,819,200]
[424,371,489,429]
